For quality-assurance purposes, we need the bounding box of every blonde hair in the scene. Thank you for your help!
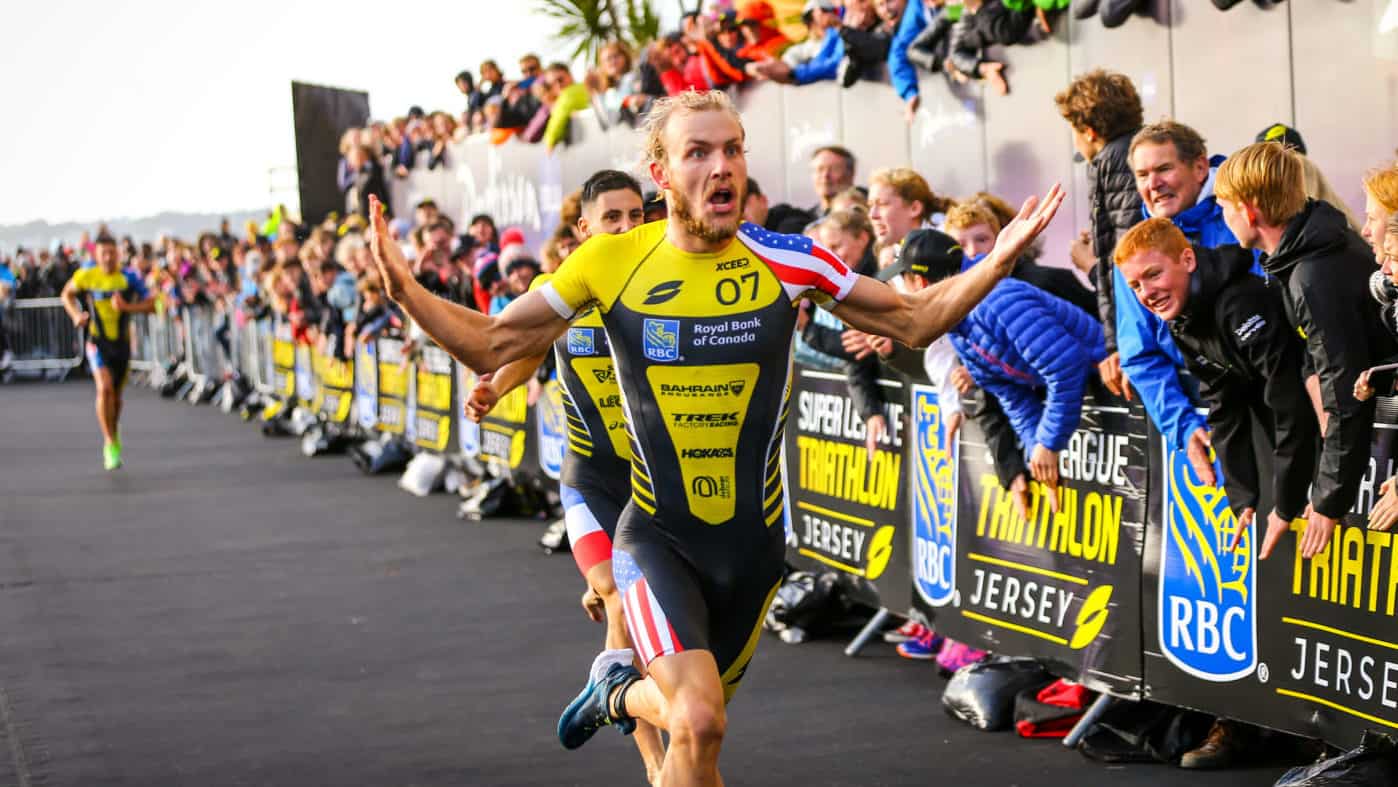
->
[944,203,1002,235]
[642,90,744,166]
[1363,164,1398,213]
[869,168,955,220]
[821,208,875,242]
[1114,217,1191,266]
[1215,142,1307,226]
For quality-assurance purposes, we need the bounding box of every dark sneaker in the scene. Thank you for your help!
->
[557,662,639,750]
[1072,0,1099,19]
[1180,719,1245,769]
[838,56,859,88]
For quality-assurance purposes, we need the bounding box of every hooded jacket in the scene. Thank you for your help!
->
[1168,245,1317,521]
[949,278,1106,455]
[792,26,845,85]
[1115,156,1262,451]
[888,0,931,101]
[1087,131,1143,351]
[1261,199,1397,518]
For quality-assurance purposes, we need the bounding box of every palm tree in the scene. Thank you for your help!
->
[534,0,665,64]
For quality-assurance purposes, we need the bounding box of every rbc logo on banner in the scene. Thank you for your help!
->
[355,341,378,430]
[567,328,596,356]
[910,386,957,608]
[537,379,566,480]
[642,319,680,362]
[1159,445,1257,681]
[457,364,480,458]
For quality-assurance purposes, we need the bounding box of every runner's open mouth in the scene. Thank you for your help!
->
[708,187,735,212]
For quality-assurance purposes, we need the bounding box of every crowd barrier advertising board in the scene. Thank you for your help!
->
[267,321,297,418]
[413,345,455,453]
[536,377,566,481]
[477,377,540,480]
[313,345,354,425]
[376,337,410,436]
[1142,407,1398,747]
[925,389,1148,697]
[456,362,481,458]
[294,345,316,406]
[784,365,910,607]
[355,340,378,430]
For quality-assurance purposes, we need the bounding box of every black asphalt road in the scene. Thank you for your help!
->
[0,382,1296,786]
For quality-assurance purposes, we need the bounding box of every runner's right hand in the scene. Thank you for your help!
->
[366,195,414,301]
[73,312,90,330]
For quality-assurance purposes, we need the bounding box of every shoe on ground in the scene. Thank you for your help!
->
[1072,0,1099,19]
[883,619,930,643]
[1179,719,1247,769]
[103,442,123,471]
[1100,0,1142,27]
[837,56,859,88]
[557,661,639,750]
[896,630,944,660]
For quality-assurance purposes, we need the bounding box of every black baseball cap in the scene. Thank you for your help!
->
[877,229,964,283]
[1256,123,1307,155]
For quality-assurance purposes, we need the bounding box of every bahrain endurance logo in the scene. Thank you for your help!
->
[910,386,957,608]
[1158,443,1257,681]
[642,319,680,362]
[536,379,566,480]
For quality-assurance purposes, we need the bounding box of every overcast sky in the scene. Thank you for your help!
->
[0,1,678,226]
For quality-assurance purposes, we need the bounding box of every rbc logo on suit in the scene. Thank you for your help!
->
[1158,445,1257,681]
[643,319,680,362]
[567,328,596,356]
[910,386,957,608]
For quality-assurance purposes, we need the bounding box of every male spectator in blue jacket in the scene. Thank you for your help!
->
[1115,120,1261,482]
[746,0,844,84]
[886,228,1105,495]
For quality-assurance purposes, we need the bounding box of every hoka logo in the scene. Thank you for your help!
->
[644,280,683,305]
[1158,442,1256,682]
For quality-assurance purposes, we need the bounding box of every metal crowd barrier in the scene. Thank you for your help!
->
[129,310,182,376]
[3,297,84,375]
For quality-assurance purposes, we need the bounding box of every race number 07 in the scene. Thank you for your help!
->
[716,272,759,305]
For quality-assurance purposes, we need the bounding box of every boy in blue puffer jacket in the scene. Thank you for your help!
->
[885,229,1105,492]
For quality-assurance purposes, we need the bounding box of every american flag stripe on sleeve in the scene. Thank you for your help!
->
[737,223,858,303]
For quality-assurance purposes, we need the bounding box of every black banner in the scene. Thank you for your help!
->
[785,365,910,608]
[291,81,370,226]
[933,391,1148,697]
[1143,406,1398,747]
[413,345,455,454]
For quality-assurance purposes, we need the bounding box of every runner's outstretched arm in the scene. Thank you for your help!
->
[365,195,566,374]
[463,351,549,422]
[832,184,1064,349]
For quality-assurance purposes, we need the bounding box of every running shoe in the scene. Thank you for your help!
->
[103,442,123,471]
[557,661,639,750]
[883,619,930,644]
[896,630,944,660]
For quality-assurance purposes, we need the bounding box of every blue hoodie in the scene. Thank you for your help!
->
[888,0,930,102]
[1114,155,1264,450]
[792,25,846,85]
[949,278,1106,455]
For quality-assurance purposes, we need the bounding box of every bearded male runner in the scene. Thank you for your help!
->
[366,90,1063,787]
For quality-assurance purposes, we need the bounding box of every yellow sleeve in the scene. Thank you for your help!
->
[526,272,552,294]
[536,223,662,319]
[68,267,92,291]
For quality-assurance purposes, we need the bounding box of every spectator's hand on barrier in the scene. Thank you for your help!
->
[991,184,1065,276]
[904,95,921,125]
[865,414,887,461]
[951,366,975,395]
[946,411,963,444]
[1069,231,1095,275]
[1231,507,1255,552]
[1260,510,1291,560]
[1098,352,1130,401]
[1301,509,1338,560]
[1185,427,1216,487]
[841,328,873,360]
[1029,445,1060,513]
[1009,474,1031,521]
[1354,369,1375,402]
[581,587,605,623]
[868,335,894,358]
[367,196,413,301]
[465,373,499,423]
[1369,476,1398,532]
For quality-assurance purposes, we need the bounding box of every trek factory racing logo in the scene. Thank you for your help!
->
[669,411,739,429]
[644,280,682,305]
[1158,442,1257,682]
[643,318,680,362]
[566,328,597,356]
[659,380,747,398]
[910,386,957,608]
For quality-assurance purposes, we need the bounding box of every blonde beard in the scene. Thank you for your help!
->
[670,187,741,246]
